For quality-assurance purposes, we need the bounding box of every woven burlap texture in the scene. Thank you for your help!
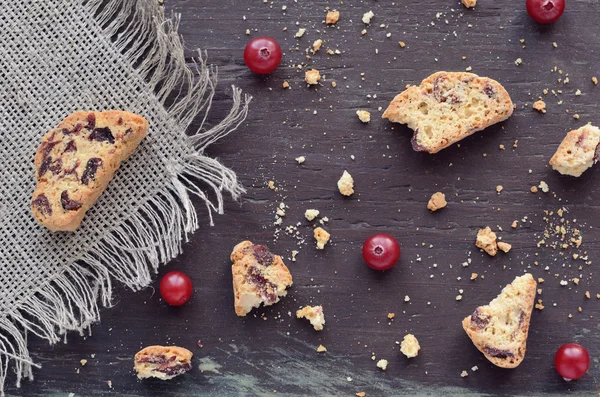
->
[0,0,249,394]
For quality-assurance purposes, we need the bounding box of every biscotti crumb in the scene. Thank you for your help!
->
[326,10,340,24]
[387,313,395,319]
[305,209,320,221]
[496,185,503,193]
[337,170,354,196]
[291,250,298,261]
[305,69,321,85]
[515,58,523,66]
[316,344,327,352]
[471,273,478,280]
[80,359,88,366]
[331,81,337,88]
[362,10,374,24]
[461,0,476,8]
[295,28,306,38]
[585,291,591,299]
[530,186,538,193]
[399,41,406,48]
[497,241,512,253]
[511,220,518,228]
[476,226,498,256]
[461,370,469,378]
[427,192,447,212]
[404,295,410,302]
[312,39,323,53]
[533,100,546,113]
[295,156,305,164]
[356,393,366,397]
[296,305,325,330]
[535,301,545,310]
[314,227,330,249]
[538,181,549,193]
[376,359,388,371]
[282,81,290,89]
[356,110,371,123]
[593,77,598,85]
[400,334,420,358]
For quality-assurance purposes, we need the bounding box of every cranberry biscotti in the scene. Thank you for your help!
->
[550,124,600,177]
[31,111,149,232]
[382,71,514,154]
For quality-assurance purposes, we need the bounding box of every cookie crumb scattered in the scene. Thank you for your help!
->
[538,181,549,193]
[400,334,420,358]
[497,241,512,253]
[592,76,598,85]
[305,69,321,85]
[404,295,410,302]
[460,370,469,378]
[356,110,371,123]
[295,28,306,38]
[362,10,374,24]
[461,0,476,8]
[533,100,546,113]
[387,313,395,319]
[80,359,87,366]
[305,209,320,221]
[314,227,330,249]
[398,41,406,48]
[496,185,503,193]
[337,170,355,196]
[282,81,290,89]
[427,192,447,212]
[296,305,326,330]
[530,186,538,193]
[476,226,498,256]
[376,359,388,371]
[356,393,366,397]
[312,39,323,53]
[515,58,523,66]
[471,273,478,280]
[326,10,340,24]
[268,180,276,190]
[295,156,306,164]
[316,344,327,352]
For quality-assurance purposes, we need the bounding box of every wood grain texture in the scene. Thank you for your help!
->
[11,0,600,395]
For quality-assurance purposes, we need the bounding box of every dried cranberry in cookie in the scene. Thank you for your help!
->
[231,241,293,316]
[31,110,149,232]
[382,71,514,154]
[134,345,193,380]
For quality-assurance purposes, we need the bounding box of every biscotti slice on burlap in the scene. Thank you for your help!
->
[231,241,293,316]
[134,345,193,380]
[382,71,514,154]
[31,111,149,231]
[462,273,536,368]
[549,124,600,177]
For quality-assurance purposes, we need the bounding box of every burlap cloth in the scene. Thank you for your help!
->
[0,0,249,394]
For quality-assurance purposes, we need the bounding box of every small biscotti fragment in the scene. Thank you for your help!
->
[356,110,371,123]
[382,72,513,153]
[427,192,447,212]
[231,241,293,316]
[549,125,600,177]
[462,0,476,8]
[31,111,149,231]
[476,227,498,256]
[296,305,325,330]
[462,273,536,368]
[533,100,546,113]
[337,170,354,196]
[305,209,320,221]
[134,345,192,380]
[305,69,321,85]
[400,334,420,358]
[314,227,330,249]
[498,241,512,253]
[326,10,340,24]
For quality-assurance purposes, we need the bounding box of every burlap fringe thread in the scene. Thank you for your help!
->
[0,0,250,394]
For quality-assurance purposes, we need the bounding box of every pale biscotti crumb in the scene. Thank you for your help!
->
[296,305,325,330]
[400,334,420,358]
[295,156,306,164]
[356,110,371,123]
[533,100,546,113]
[427,192,447,211]
[376,359,388,371]
[498,241,512,253]
[476,226,497,256]
[362,10,374,24]
[305,69,321,85]
[462,0,476,8]
[462,274,536,368]
[317,344,327,352]
[382,72,513,154]
[337,170,354,196]
[326,10,340,24]
[313,39,323,53]
[356,393,366,397]
[305,209,320,221]
[282,81,290,89]
[593,76,598,85]
[231,241,293,316]
[295,28,306,38]
[314,227,330,249]
[549,125,600,177]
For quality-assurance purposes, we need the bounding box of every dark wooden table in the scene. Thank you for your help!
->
[13,0,600,395]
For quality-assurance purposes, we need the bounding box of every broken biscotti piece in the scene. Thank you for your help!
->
[400,334,420,358]
[231,241,293,316]
[476,226,498,256]
[549,124,600,177]
[462,273,536,368]
[296,305,326,330]
[427,192,447,212]
[314,227,330,249]
[382,72,513,154]
[31,111,149,231]
[134,345,193,380]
